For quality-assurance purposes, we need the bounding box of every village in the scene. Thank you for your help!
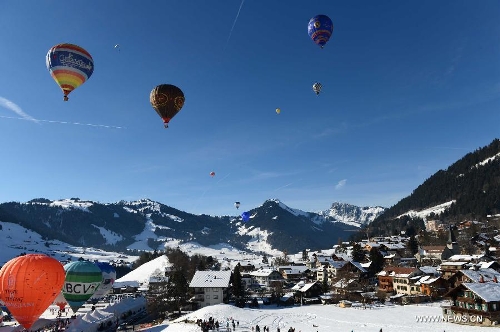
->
[108,217,500,328]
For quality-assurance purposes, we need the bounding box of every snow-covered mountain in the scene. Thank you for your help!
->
[318,202,386,227]
[0,198,380,255]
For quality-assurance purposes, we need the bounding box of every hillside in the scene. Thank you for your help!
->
[0,198,382,254]
[368,138,500,237]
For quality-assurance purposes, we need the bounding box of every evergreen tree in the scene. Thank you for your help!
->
[351,242,365,262]
[407,235,419,255]
[167,270,189,314]
[368,247,384,276]
[232,264,245,307]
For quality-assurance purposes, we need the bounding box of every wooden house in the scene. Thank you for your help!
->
[442,282,500,326]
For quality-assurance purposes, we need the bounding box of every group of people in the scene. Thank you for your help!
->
[196,317,240,332]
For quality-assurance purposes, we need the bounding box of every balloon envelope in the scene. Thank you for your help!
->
[0,254,65,329]
[241,211,250,222]
[307,15,334,48]
[276,108,281,114]
[89,262,116,303]
[312,82,322,95]
[234,202,241,209]
[46,43,94,101]
[62,261,102,313]
[150,84,185,127]
[210,171,216,177]
[53,291,68,311]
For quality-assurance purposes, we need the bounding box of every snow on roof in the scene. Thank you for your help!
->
[189,270,231,288]
[327,260,349,269]
[447,254,484,261]
[378,267,419,277]
[249,268,278,277]
[419,266,439,276]
[460,268,500,282]
[350,261,367,273]
[462,282,500,302]
[281,266,309,274]
[379,242,406,250]
[420,277,440,285]
[477,261,496,269]
[440,261,468,266]
[292,281,318,292]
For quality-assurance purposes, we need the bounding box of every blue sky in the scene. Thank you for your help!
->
[0,1,499,216]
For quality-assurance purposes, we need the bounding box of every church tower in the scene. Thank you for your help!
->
[446,225,460,254]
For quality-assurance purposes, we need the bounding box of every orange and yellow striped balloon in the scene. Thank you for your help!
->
[46,43,94,101]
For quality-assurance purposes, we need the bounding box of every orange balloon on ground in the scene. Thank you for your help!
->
[0,254,65,329]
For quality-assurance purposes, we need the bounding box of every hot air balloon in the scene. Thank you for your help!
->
[241,211,250,222]
[89,262,116,304]
[53,291,68,312]
[307,15,334,49]
[114,44,120,52]
[0,254,65,330]
[210,171,216,177]
[276,108,281,114]
[312,82,322,95]
[62,260,102,313]
[234,201,241,209]
[150,84,185,128]
[46,43,94,101]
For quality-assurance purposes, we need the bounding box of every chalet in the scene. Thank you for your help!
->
[392,268,424,296]
[189,270,231,308]
[249,268,283,288]
[447,268,500,288]
[377,267,423,295]
[442,282,500,326]
[291,281,323,304]
[439,261,468,279]
[320,259,368,285]
[416,276,448,298]
[415,246,446,264]
[278,265,311,281]
[382,251,401,266]
[331,278,365,302]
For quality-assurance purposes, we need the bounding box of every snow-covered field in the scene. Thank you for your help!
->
[150,302,493,332]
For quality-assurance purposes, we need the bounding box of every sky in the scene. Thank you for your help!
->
[0,1,499,216]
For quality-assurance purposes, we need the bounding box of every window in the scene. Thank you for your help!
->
[213,295,218,299]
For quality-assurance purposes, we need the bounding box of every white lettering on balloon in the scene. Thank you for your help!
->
[59,53,93,71]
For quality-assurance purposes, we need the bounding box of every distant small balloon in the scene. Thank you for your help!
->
[210,171,216,177]
[276,108,281,114]
[312,82,322,95]
[241,211,250,222]
[234,201,241,209]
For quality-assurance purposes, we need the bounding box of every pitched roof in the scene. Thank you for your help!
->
[378,266,420,277]
[292,281,319,292]
[460,268,500,283]
[422,246,445,252]
[189,270,231,288]
[249,268,279,277]
[462,282,500,302]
